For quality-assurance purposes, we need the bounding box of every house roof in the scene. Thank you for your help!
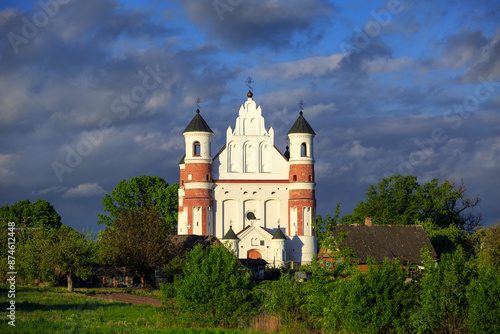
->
[183,110,213,133]
[287,111,316,135]
[166,234,220,260]
[318,224,438,265]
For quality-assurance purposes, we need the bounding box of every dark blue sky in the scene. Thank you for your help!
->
[0,0,499,232]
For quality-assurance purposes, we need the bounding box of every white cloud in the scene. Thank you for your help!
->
[257,53,344,80]
[0,153,19,180]
[62,183,106,199]
[31,186,68,196]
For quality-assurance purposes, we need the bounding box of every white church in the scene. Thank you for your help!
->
[177,90,317,266]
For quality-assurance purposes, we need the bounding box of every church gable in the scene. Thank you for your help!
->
[213,93,289,180]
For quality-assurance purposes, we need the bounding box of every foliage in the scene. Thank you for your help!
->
[466,266,500,333]
[412,246,472,333]
[314,203,342,250]
[420,218,473,257]
[325,258,418,334]
[16,226,96,291]
[263,273,312,333]
[477,221,500,268]
[342,175,482,231]
[0,198,61,228]
[17,228,60,285]
[48,226,96,292]
[99,206,174,286]
[98,175,178,229]
[173,244,253,327]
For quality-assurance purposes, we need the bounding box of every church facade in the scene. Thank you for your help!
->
[177,91,317,266]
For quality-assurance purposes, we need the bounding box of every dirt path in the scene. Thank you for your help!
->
[89,293,161,307]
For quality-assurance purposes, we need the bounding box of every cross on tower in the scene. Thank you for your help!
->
[298,99,305,111]
[245,76,254,91]
[195,97,202,109]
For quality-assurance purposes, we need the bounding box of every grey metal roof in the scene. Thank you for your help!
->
[287,111,316,135]
[178,154,185,165]
[183,110,213,133]
[319,224,438,264]
[272,226,286,240]
[223,227,239,240]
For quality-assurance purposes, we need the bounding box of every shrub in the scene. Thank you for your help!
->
[325,258,418,334]
[173,244,253,327]
[467,266,500,333]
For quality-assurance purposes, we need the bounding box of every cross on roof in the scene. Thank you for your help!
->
[195,97,202,109]
[298,99,305,111]
[245,76,254,91]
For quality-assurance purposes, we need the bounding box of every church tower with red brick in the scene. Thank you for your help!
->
[287,110,316,240]
[178,109,214,236]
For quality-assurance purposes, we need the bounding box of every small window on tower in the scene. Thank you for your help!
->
[206,174,209,181]
[293,175,297,181]
[301,143,307,157]
[193,141,201,156]
[309,175,312,182]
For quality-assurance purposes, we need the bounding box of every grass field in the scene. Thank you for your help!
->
[0,285,264,334]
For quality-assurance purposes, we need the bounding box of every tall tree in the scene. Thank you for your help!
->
[0,199,61,228]
[342,175,481,231]
[98,175,178,229]
[98,206,174,286]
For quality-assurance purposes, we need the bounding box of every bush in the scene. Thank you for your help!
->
[467,267,500,333]
[412,246,472,333]
[263,273,312,333]
[325,258,418,334]
[172,244,253,327]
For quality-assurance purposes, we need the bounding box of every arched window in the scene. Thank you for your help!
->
[293,175,297,181]
[193,141,201,156]
[301,143,307,157]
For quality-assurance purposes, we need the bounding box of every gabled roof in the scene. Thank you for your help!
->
[319,224,437,265]
[287,111,315,135]
[183,110,213,133]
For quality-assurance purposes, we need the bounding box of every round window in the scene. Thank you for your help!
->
[246,211,256,220]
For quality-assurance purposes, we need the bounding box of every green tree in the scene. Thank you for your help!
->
[0,199,61,228]
[173,244,252,327]
[325,258,418,334]
[99,206,174,286]
[477,221,500,268]
[265,273,313,333]
[412,246,472,333]
[342,175,481,231]
[420,218,473,257]
[49,226,96,292]
[467,266,500,333]
[17,226,95,291]
[98,175,178,228]
[313,203,342,250]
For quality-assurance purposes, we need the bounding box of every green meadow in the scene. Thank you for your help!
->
[0,285,259,334]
